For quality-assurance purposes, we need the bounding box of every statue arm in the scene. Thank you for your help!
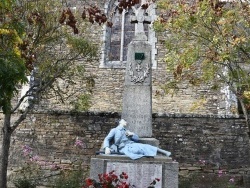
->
[125,130,139,142]
[131,134,139,142]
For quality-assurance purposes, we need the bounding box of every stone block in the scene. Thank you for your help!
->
[138,138,159,147]
[90,155,178,188]
[122,86,152,137]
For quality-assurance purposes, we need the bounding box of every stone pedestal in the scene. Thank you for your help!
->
[90,155,178,188]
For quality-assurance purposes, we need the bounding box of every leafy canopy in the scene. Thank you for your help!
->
[0,0,98,114]
[155,0,250,111]
[0,0,27,113]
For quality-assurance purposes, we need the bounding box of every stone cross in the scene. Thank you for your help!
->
[130,1,151,41]
[121,1,153,138]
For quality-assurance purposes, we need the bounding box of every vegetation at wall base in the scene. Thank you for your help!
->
[52,170,85,188]
[13,177,37,188]
[179,173,244,188]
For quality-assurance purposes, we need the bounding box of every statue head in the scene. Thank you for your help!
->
[119,119,127,127]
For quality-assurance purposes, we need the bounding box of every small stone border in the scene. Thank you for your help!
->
[23,110,245,119]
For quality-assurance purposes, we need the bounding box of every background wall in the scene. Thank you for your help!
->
[3,112,249,178]
[24,0,235,116]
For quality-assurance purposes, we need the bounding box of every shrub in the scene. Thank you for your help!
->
[179,173,244,188]
[52,170,84,188]
[82,171,160,188]
[13,178,36,188]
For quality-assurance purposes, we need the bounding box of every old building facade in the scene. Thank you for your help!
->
[1,0,249,187]
[30,0,238,116]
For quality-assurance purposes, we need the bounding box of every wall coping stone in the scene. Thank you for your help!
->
[24,110,245,119]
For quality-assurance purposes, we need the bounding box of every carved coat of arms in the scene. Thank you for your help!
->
[128,58,150,84]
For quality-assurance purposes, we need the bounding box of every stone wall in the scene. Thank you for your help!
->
[24,0,235,116]
[4,112,249,180]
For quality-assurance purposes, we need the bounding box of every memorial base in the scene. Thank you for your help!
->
[90,155,178,188]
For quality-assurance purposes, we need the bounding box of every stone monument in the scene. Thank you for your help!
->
[90,2,178,187]
[121,2,153,138]
[121,0,158,147]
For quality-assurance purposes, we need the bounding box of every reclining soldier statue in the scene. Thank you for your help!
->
[101,119,171,160]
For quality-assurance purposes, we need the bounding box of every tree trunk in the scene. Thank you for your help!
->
[0,113,12,188]
[238,98,250,137]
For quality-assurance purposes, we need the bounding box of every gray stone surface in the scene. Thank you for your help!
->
[130,1,151,41]
[107,162,162,187]
[90,155,178,188]
[122,86,152,137]
[139,138,159,147]
[243,175,250,188]
[5,113,250,187]
[122,40,152,137]
[121,7,153,137]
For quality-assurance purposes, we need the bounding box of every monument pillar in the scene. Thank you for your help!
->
[121,2,155,145]
[122,40,152,137]
[90,3,178,188]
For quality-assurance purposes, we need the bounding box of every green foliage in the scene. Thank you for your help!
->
[52,170,83,188]
[0,56,27,113]
[0,0,15,10]
[0,0,28,113]
[0,0,98,113]
[66,35,98,58]
[21,0,98,103]
[11,160,43,187]
[155,0,250,114]
[13,178,36,188]
[72,94,91,111]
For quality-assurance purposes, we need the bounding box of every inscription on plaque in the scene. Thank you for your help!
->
[122,86,152,136]
[106,162,162,188]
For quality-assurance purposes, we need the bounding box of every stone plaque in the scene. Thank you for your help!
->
[122,86,152,137]
[90,156,178,188]
[106,162,162,188]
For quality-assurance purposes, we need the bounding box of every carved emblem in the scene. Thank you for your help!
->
[129,61,150,83]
